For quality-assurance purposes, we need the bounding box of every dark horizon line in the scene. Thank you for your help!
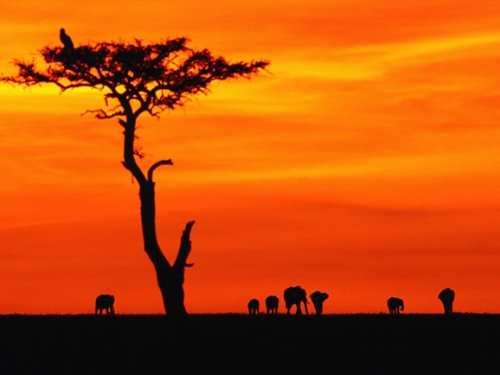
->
[1,312,496,317]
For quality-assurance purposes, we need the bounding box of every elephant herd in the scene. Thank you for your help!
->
[388,288,455,315]
[248,296,280,315]
[248,286,329,315]
[94,287,455,316]
[249,287,456,315]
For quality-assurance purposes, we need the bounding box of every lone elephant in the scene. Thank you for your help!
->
[95,294,115,315]
[387,297,404,314]
[284,286,308,315]
[248,299,260,314]
[265,295,279,314]
[438,288,455,314]
[310,291,329,315]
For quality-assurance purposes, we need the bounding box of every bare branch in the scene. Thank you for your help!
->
[147,159,173,182]
[81,108,125,119]
[174,221,196,269]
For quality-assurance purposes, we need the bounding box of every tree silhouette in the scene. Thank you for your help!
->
[1,36,268,316]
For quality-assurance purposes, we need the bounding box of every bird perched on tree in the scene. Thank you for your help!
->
[59,28,74,51]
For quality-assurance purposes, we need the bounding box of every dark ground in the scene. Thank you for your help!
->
[0,314,498,374]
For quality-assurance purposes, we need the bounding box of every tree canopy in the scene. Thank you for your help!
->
[3,37,268,120]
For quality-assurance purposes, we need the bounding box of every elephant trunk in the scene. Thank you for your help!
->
[401,304,404,311]
[304,299,309,315]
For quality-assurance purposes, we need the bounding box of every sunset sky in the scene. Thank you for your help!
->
[1,0,500,314]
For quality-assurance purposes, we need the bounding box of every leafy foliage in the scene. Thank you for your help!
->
[2,38,269,120]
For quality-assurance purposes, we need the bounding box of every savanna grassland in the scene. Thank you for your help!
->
[1,314,497,373]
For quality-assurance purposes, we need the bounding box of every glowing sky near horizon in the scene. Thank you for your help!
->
[1,0,500,314]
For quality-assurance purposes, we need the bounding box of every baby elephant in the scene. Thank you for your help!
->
[248,299,260,314]
[265,295,279,314]
[387,297,404,314]
[95,294,115,315]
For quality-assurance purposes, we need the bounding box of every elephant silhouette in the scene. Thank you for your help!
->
[310,291,329,315]
[95,294,115,315]
[248,299,260,314]
[265,295,279,314]
[387,297,404,314]
[284,286,308,315]
[438,288,455,314]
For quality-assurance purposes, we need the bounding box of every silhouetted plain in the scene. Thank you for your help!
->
[438,288,455,314]
[387,297,404,314]
[284,286,308,315]
[95,294,115,315]
[1,33,268,315]
[265,295,279,314]
[1,314,497,373]
[248,299,259,314]
[310,291,329,315]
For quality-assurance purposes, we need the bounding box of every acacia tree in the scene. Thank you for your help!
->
[2,37,268,315]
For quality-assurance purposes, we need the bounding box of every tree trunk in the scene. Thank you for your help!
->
[139,181,194,316]
[122,117,193,315]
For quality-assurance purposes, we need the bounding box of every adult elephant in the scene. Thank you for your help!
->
[387,297,404,314]
[438,288,455,314]
[248,299,260,314]
[265,295,279,314]
[310,291,329,315]
[95,294,115,315]
[284,286,308,315]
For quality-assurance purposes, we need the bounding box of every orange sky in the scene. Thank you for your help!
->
[1,0,500,314]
